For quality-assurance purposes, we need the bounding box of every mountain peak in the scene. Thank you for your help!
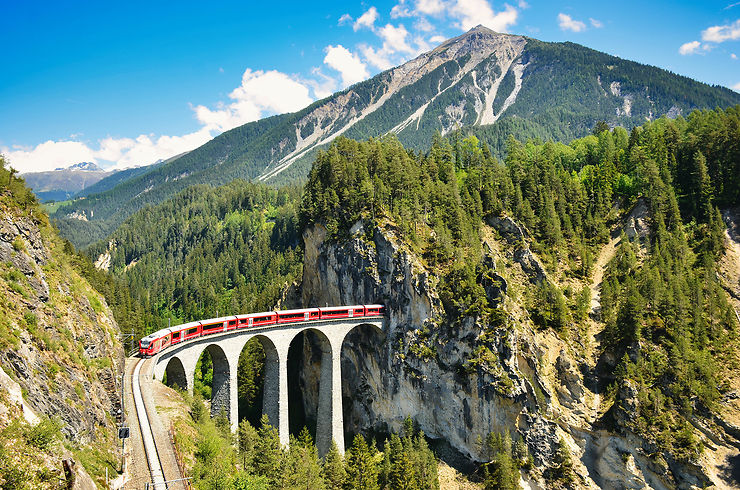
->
[70,161,102,171]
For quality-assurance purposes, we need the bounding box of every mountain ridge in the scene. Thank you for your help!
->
[51,26,740,248]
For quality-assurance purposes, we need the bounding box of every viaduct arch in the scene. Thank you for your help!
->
[151,318,383,456]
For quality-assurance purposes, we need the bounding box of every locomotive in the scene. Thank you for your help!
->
[138,304,385,357]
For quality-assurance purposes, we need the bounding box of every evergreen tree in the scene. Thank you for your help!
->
[322,440,347,490]
[253,414,284,486]
[345,435,379,490]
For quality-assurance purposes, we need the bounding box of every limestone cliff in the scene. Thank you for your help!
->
[297,215,740,489]
[300,222,557,476]
[0,197,124,488]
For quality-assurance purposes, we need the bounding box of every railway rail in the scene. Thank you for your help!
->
[132,358,167,489]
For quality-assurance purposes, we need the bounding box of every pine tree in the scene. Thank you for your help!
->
[253,414,284,485]
[322,440,347,490]
[284,430,325,490]
[388,433,416,490]
[345,434,379,490]
[238,419,258,471]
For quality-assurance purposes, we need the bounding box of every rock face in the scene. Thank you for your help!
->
[297,218,740,488]
[0,203,123,480]
[300,222,559,464]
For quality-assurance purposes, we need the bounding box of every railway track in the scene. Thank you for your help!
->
[132,357,167,489]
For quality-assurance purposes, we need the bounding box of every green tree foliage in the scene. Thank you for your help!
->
[284,428,325,490]
[322,440,347,489]
[345,434,380,490]
[82,180,303,342]
[253,414,284,486]
[546,438,575,486]
[482,432,523,490]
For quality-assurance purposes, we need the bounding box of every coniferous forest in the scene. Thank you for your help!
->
[59,106,740,487]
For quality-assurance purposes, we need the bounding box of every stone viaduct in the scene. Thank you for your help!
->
[150,317,383,456]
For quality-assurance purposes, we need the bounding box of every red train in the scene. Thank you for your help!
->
[138,305,385,357]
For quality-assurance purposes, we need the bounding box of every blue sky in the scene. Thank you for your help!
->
[2,0,739,173]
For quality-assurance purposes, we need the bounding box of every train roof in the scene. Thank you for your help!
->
[142,328,170,342]
[200,316,238,324]
[169,321,201,331]
[275,307,320,314]
[236,311,277,317]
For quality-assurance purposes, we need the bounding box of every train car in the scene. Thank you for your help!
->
[276,308,320,324]
[236,311,278,328]
[170,321,202,345]
[364,304,385,316]
[318,304,367,319]
[139,328,172,357]
[200,316,237,336]
[318,306,352,319]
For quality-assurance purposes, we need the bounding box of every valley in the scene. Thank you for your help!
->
[1,19,740,490]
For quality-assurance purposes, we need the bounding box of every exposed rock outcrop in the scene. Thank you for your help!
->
[297,215,739,488]
[300,221,559,468]
[0,203,124,486]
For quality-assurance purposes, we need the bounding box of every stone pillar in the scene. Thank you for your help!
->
[316,345,344,457]
[210,354,231,421]
[277,346,289,447]
[315,344,332,457]
[262,340,290,446]
[229,370,239,432]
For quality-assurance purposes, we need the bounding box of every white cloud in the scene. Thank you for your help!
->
[732,53,738,59]
[590,18,603,28]
[338,13,353,25]
[4,127,214,174]
[679,40,702,55]
[194,69,314,132]
[416,0,445,16]
[104,129,213,170]
[451,0,518,32]
[324,45,370,86]
[5,140,98,173]
[702,19,740,43]
[414,35,432,53]
[733,81,740,91]
[390,2,413,18]
[430,35,447,43]
[517,0,529,8]
[414,17,435,32]
[354,7,378,31]
[379,23,415,53]
[305,68,338,99]
[558,13,586,32]
[360,44,395,70]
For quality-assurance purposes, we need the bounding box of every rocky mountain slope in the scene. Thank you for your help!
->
[294,213,740,489]
[0,161,124,488]
[51,26,740,249]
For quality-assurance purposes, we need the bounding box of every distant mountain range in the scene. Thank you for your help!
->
[23,162,113,202]
[51,26,740,248]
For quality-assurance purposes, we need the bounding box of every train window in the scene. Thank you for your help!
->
[187,327,198,335]
[173,332,181,340]
[229,320,236,326]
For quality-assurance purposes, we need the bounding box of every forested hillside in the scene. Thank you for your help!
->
[85,106,740,488]
[86,181,303,341]
[300,107,740,467]
[50,27,740,250]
